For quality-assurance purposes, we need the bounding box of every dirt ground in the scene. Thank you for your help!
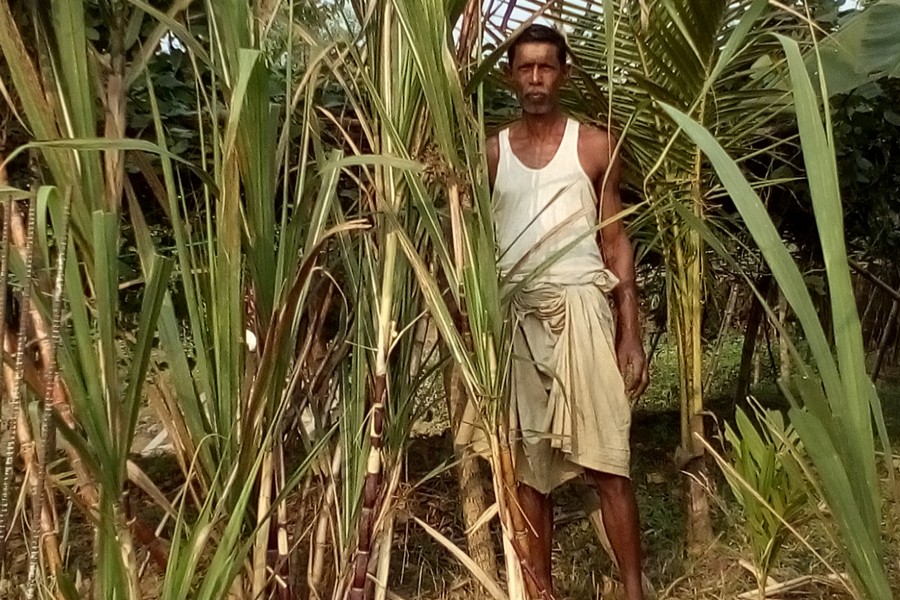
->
[388,405,892,600]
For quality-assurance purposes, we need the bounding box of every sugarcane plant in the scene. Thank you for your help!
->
[664,31,897,600]
[0,0,191,595]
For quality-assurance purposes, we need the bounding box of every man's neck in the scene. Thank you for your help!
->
[519,108,566,139]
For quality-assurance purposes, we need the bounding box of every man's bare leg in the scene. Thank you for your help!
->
[587,471,644,600]
[518,483,553,596]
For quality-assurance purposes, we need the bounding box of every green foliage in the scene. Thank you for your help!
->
[815,0,900,96]
[664,32,896,600]
[723,406,809,598]
[3,1,899,599]
[833,78,900,260]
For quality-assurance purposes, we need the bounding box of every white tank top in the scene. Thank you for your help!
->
[494,118,617,287]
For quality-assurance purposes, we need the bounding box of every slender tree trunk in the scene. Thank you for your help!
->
[777,289,791,380]
[873,299,899,382]
[674,229,713,552]
[703,285,739,395]
[674,155,713,552]
[444,362,498,588]
[734,275,771,405]
[860,281,876,347]
[752,341,761,385]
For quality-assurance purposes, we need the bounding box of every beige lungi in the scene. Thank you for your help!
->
[456,277,633,494]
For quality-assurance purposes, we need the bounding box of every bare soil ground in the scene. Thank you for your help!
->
[388,405,893,600]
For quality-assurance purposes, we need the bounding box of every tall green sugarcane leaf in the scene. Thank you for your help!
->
[661,88,894,600]
[122,256,173,473]
[0,139,217,190]
[125,186,214,477]
[778,33,882,525]
[789,409,892,599]
[0,3,91,238]
[146,74,214,406]
[206,0,254,77]
[0,4,57,145]
[47,0,104,211]
[161,454,227,600]
[230,48,278,322]
[92,211,122,468]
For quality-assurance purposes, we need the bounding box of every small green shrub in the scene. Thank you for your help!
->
[723,406,809,600]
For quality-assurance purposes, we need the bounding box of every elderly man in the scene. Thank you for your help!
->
[462,24,649,600]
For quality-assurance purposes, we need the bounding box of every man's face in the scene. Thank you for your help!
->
[509,42,567,115]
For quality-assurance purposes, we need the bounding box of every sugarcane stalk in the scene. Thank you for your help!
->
[309,443,341,599]
[103,8,127,214]
[347,4,403,596]
[372,508,395,600]
[7,194,98,513]
[272,438,291,600]
[2,359,63,579]
[482,332,550,600]
[0,194,10,562]
[115,495,142,599]
[444,361,498,585]
[252,448,275,599]
[25,189,72,599]
[0,196,36,557]
[348,359,390,600]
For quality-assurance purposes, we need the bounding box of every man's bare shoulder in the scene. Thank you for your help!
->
[577,122,614,152]
[485,128,505,185]
[574,123,612,179]
[486,119,519,140]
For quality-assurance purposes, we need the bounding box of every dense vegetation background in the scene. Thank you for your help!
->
[0,1,899,599]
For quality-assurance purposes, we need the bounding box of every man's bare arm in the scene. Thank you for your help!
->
[486,134,500,189]
[593,129,648,397]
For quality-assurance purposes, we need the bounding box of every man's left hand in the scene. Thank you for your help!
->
[616,336,649,401]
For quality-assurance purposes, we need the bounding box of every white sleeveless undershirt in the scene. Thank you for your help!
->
[494,118,617,287]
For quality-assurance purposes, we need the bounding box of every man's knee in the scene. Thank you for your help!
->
[590,471,633,499]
